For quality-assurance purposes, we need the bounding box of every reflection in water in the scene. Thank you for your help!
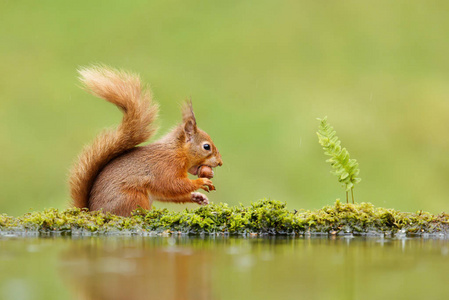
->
[1,235,449,300]
[60,237,214,300]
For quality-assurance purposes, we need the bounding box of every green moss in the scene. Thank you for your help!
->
[1,200,448,237]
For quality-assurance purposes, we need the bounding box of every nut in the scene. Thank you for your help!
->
[198,165,214,179]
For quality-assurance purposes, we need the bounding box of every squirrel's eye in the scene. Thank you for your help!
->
[203,143,211,151]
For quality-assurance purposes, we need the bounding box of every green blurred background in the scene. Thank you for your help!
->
[1,0,448,216]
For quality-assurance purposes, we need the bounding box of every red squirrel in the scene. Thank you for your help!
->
[69,66,223,216]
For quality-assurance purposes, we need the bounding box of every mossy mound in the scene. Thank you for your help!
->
[1,200,448,237]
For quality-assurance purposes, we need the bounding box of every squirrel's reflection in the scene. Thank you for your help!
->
[59,236,215,300]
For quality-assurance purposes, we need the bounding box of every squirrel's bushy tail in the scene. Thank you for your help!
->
[69,66,159,209]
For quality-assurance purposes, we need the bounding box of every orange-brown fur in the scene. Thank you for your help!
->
[69,66,222,216]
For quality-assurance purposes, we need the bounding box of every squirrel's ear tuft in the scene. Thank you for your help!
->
[182,100,197,142]
[182,100,196,124]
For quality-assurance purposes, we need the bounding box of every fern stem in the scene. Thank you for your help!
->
[351,188,354,204]
[346,191,349,203]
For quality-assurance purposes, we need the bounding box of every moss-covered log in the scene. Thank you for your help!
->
[1,200,448,237]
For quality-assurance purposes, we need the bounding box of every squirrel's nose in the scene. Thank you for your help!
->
[216,152,223,166]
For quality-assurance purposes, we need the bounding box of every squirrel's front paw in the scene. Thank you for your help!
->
[196,178,216,192]
[191,192,209,205]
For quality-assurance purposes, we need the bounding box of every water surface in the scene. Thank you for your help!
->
[1,236,448,300]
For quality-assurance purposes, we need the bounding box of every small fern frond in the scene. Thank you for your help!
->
[317,117,361,195]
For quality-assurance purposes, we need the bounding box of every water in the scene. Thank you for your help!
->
[1,236,448,300]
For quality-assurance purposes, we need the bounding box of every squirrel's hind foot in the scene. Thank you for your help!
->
[191,192,209,205]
